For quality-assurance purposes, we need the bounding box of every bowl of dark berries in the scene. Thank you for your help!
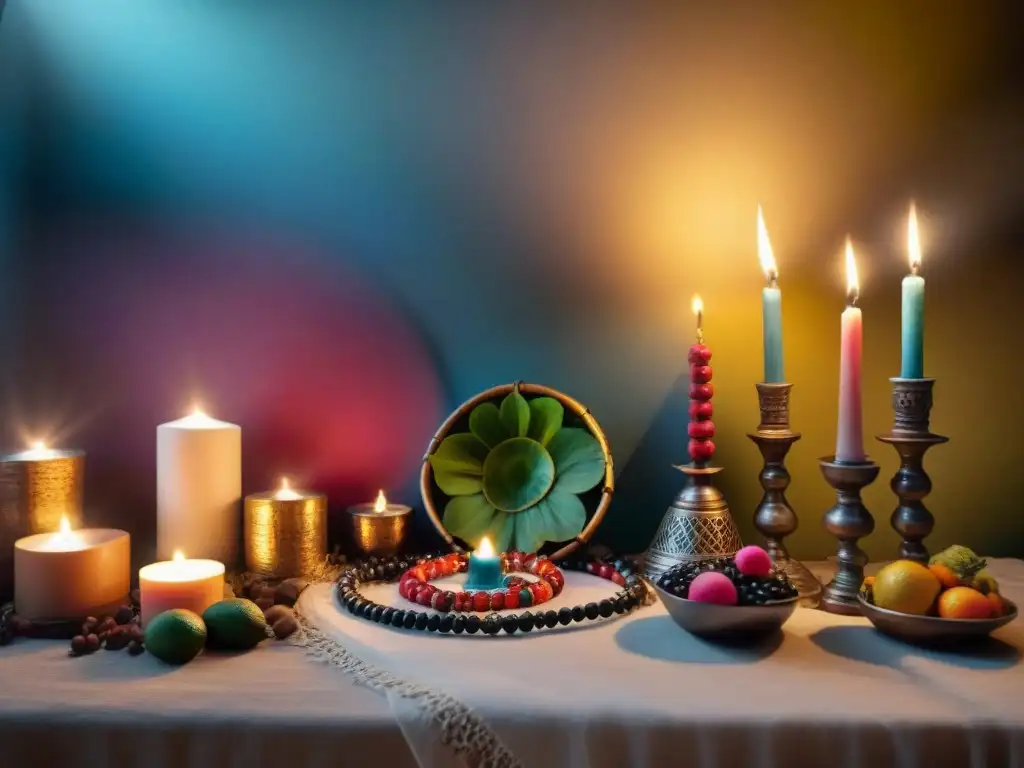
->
[654,546,799,640]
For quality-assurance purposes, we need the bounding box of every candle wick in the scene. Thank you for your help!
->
[696,328,704,344]
[768,272,778,290]
[911,262,920,277]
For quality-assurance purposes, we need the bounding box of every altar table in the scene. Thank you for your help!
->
[1,560,1022,768]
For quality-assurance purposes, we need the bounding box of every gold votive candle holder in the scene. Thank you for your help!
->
[244,484,327,579]
[0,447,86,601]
[347,496,413,557]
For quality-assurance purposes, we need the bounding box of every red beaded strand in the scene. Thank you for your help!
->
[687,343,715,464]
[398,550,574,613]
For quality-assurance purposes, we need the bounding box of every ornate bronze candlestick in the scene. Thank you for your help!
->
[876,377,947,563]
[644,315,742,583]
[643,465,743,584]
[747,383,821,606]
[818,457,880,615]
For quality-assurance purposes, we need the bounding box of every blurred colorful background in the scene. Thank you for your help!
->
[1,2,1022,568]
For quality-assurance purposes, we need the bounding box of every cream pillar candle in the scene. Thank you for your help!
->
[14,517,130,620]
[139,551,225,627]
[157,408,241,564]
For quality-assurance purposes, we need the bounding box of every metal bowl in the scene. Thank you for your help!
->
[858,596,1018,645]
[654,583,798,640]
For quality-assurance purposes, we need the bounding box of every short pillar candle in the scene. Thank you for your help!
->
[14,517,130,621]
[465,536,504,590]
[139,552,225,627]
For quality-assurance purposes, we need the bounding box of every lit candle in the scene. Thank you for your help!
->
[835,239,866,463]
[901,202,925,379]
[758,206,784,383]
[464,536,503,591]
[243,478,327,579]
[688,295,715,464]
[156,406,241,564]
[0,440,86,532]
[14,515,130,621]
[346,490,413,557]
[139,550,225,627]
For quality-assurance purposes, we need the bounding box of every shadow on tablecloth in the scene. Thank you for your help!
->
[809,625,1022,671]
[614,615,784,664]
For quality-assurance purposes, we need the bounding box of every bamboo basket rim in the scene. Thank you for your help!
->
[420,381,614,561]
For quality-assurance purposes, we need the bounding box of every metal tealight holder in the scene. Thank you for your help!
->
[876,378,947,562]
[747,383,821,607]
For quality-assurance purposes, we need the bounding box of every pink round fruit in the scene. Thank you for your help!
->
[689,438,715,463]
[690,364,713,383]
[735,545,773,579]
[688,571,738,606]
[688,420,715,439]
[688,344,713,365]
[689,401,714,420]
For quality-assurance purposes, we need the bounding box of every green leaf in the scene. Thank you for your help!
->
[513,490,587,552]
[527,397,564,447]
[443,494,499,545]
[548,427,606,494]
[481,437,555,513]
[429,433,489,496]
[499,389,531,437]
[469,402,508,449]
[488,511,515,553]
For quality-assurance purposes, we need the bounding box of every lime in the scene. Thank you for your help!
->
[202,599,268,651]
[144,609,207,665]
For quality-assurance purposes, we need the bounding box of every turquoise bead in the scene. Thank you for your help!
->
[519,588,533,608]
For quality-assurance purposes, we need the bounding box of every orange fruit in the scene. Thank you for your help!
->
[873,561,942,616]
[937,587,993,619]
[987,592,1005,618]
[928,563,959,589]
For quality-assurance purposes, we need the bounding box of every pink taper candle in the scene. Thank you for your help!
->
[835,239,865,462]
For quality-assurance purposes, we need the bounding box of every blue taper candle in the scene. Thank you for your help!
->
[901,203,925,379]
[758,207,784,382]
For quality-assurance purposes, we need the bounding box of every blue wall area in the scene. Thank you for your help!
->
[3,2,1023,562]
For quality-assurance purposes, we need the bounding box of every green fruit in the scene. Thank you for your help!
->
[202,598,268,650]
[930,545,986,583]
[144,609,207,665]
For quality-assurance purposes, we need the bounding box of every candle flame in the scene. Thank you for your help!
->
[275,477,302,500]
[691,295,703,316]
[476,536,495,558]
[374,490,388,513]
[191,405,207,418]
[845,238,860,304]
[173,550,185,562]
[59,515,71,534]
[32,440,48,452]
[907,201,922,274]
[757,205,777,283]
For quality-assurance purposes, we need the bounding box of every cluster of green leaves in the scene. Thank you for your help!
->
[429,389,606,553]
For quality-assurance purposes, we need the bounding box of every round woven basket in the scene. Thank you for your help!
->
[420,382,614,560]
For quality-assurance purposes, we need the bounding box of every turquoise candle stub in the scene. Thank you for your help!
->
[901,274,925,379]
[465,553,503,591]
[761,286,784,383]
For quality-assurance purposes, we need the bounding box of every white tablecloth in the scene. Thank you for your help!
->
[1,560,1022,768]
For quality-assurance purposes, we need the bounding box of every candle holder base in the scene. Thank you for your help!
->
[642,465,743,584]
[747,383,821,607]
[819,457,880,615]
[876,378,947,563]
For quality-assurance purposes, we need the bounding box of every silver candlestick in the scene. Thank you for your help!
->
[747,383,821,607]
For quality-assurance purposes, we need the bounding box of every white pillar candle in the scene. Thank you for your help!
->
[14,516,130,620]
[157,408,241,564]
[139,551,225,627]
